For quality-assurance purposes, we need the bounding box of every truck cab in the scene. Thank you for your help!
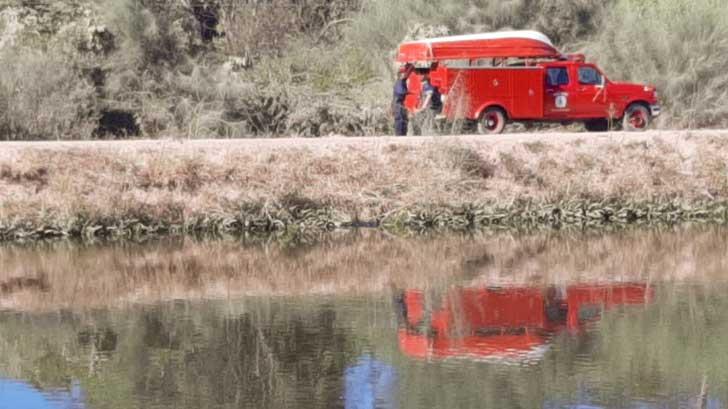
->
[397,31,661,134]
[541,59,660,131]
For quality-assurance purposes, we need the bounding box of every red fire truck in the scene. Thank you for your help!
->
[397,31,661,134]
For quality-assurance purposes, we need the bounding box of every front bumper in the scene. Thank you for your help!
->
[650,105,661,117]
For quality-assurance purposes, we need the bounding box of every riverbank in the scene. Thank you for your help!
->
[2,130,728,242]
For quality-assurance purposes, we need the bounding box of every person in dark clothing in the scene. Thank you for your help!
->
[392,64,413,136]
[413,73,443,135]
[420,76,443,114]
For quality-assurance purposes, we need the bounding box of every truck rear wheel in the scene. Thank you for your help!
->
[622,104,650,132]
[478,108,506,135]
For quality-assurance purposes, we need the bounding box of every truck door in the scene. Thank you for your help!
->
[571,65,609,118]
[510,68,544,119]
[543,66,571,119]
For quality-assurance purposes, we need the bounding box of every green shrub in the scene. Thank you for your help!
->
[0,47,98,140]
[102,0,203,72]
[217,0,358,60]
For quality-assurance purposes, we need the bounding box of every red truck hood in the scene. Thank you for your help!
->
[609,81,658,104]
[610,81,647,90]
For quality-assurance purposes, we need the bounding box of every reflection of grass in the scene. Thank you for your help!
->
[2,299,359,407]
[593,285,728,403]
[3,287,727,409]
[3,227,727,407]
[2,225,728,312]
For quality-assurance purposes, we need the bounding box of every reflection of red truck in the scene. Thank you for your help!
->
[396,283,652,362]
[397,31,661,133]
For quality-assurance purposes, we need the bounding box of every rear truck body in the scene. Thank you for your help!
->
[397,31,661,134]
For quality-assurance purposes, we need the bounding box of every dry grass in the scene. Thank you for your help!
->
[1,225,726,311]
[587,0,728,129]
[1,131,728,233]
[0,47,98,140]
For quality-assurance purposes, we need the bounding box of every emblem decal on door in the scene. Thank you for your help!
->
[555,93,568,109]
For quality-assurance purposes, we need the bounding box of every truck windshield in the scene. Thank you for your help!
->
[578,66,603,85]
[546,67,569,86]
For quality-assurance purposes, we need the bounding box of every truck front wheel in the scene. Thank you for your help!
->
[622,104,651,132]
[478,108,506,135]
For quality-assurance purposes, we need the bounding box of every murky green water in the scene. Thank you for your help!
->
[1,227,728,408]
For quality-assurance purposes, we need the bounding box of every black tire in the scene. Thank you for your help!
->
[477,107,507,135]
[584,119,609,132]
[622,104,651,132]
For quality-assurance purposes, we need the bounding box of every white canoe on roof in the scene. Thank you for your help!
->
[397,30,559,63]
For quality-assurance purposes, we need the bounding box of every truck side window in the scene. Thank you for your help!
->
[547,68,569,86]
[578,67,603,85]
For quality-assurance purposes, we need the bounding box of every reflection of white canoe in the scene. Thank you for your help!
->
[0,378,86,409]
[398,330,552,366]
[443,342,551,366]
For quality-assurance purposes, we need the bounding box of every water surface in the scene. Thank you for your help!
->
[1,227,727,408]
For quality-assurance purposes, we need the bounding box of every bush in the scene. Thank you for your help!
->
[587,0,728,128]
[217,0,358,60]
[102,0,205,72]
[0,47,98,140]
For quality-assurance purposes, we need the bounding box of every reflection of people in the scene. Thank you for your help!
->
[413,73,443,135]
[392,64,413,136]
[344,355,399,409]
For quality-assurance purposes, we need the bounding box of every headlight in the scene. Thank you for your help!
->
[643,85,658,100]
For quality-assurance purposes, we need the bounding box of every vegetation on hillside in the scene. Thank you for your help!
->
[0,0,726,139]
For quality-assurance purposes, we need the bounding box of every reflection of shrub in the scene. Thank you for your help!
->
[0,48,98,140]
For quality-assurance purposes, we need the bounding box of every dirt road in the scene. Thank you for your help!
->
[2,129,727,153]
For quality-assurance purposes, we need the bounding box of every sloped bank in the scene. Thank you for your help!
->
[1,130,728,242]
